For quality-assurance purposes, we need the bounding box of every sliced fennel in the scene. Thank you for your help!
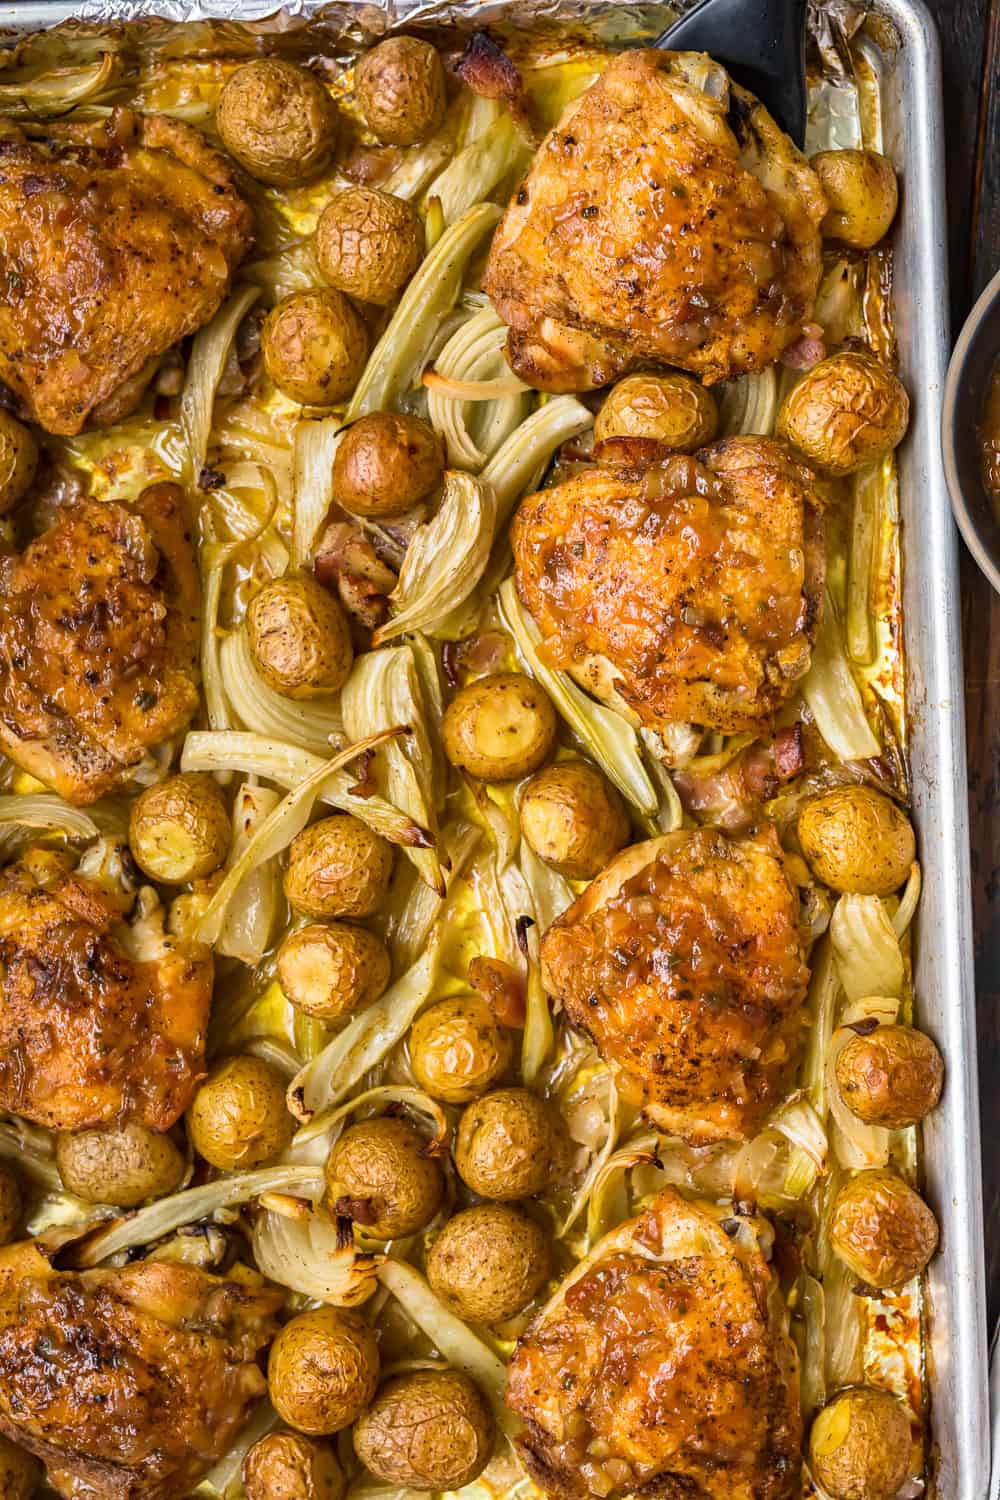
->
[253,1209,382,1307]
[426,113,527,225]
[426,306,531,470]
[292,416,344,568]
[717,366,780,437]
[801,591,880,761]
[0,53,120,116]
[181,283,260,484]
[829,892,904,1002]
[215,783,281,966]
[221,629,344,758]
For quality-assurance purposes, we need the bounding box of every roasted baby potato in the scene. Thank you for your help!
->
[427,1203,550,1323]
[324,1116,443,1238]
[317,187,424,306]
[443,673,557,782]
[353,1369,495,1490]
[263,289,369,406]
[243,1430,346,1500]
[519,760,630,879]
[216,59,339,186]
[776,348,910,476]
[284,815,395,919]
[355,37,446,147]
[268,1307,379,1436]
[808,1386,913,1500]
[797,786,915,894]
[129,772,231,885]
[0,1434,41,1500]
[594,372,718,451]
[409,995,514,1104]
[277,921,390,1020]
[246,574,354,699]
[333,411,443,518]
[812,148,899,250]
[0,410,38,516]
[454,1088,565,1200]
[0,1164,21,1245]
[830,1168,939,1289]
[187,1055,294,1171]
[836,1024,944,1128]
[56,1122,185,1207]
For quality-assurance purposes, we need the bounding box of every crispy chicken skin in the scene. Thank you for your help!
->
[0,482,201,804]
[0,1242,281,1500]
[540,827,810,1142]
[511,437,824,741]
[483,50,826,391]
[506,1188,802,1500]
[0,848,212,1132]
[0,108,253,435]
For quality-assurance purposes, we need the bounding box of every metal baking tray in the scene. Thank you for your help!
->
[0,0,986,1496]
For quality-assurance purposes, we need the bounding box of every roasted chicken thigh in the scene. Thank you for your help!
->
[506,1188,802,1500]
[0,109,253,435]
[483,50,826,391]
[540,826,810,1142]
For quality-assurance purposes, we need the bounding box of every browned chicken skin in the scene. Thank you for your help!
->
[506,1188,802,1500]
[511,437,824,741]
[0,1241,280,1500]
[0,847,212,1132]
[483,50,826,391]
[540,827,809,1143]
[0,108,253,435]
[0,482,201,804]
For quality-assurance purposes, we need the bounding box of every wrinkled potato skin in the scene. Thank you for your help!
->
[410,995,513,1104]
[247,574,353,700]
[427,1203,550,1323]
[0,410,38,516]
[324,1116,443,1238]
[830,1168,939,1289]
[278,921,391,1020]
[797,786,915,895]
[812,149,899,250]
[776,349,909,476]
[263,289,369,406]
[56,1122,185,1207]
[519,760,630,879]
[454,1087,565,1200]
[284,815,394,919]
[836,1024,944,1128]
[243,1430,346,1500]
[808,1386,913,1500]
[129,772,231,885]
[0,1164,21,1245]
[188,1055,294,1171]
[353,1370,495,1490]
[217,59,339,186]
[355,38,446,147]
[268,1308,379,1436]
[317,187,424,306]
[594,372,718,451]
[443,673,557,782]
[0,1433,41,1500]
[333,412,443,518]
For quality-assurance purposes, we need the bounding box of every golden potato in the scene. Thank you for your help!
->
[129,773,231,885]
[263,289,369,407]
[0,1433,41,1500]
[812,149,899,250]
[217,59,339,187]
[594,372,718,451]
[284,815,395,919]
[353,1369,495,1490]
[324,1116,443,1239]
[519,760,630,879]
[808,1386,913,1500]
[187,1056,294,1172]
[443,673,557,782]
[243,1430,346,1500]
[268,1307,379,1436]
[333,411,443,518]
[317,187,424,306]
[246,574,353,700]
[427,1203,550,1322]
[355,37,446,147]
[0,1163,21,1245]
[0,410,38,516]
[278,921,390,1020]
[776,348,909,476]
[56,1122,185,1207]
[797,786,915,895]
[836,1024,943,1128]
[454,1088,565,1200]
[829,1168,939,1289]
[410,995,513,1104]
